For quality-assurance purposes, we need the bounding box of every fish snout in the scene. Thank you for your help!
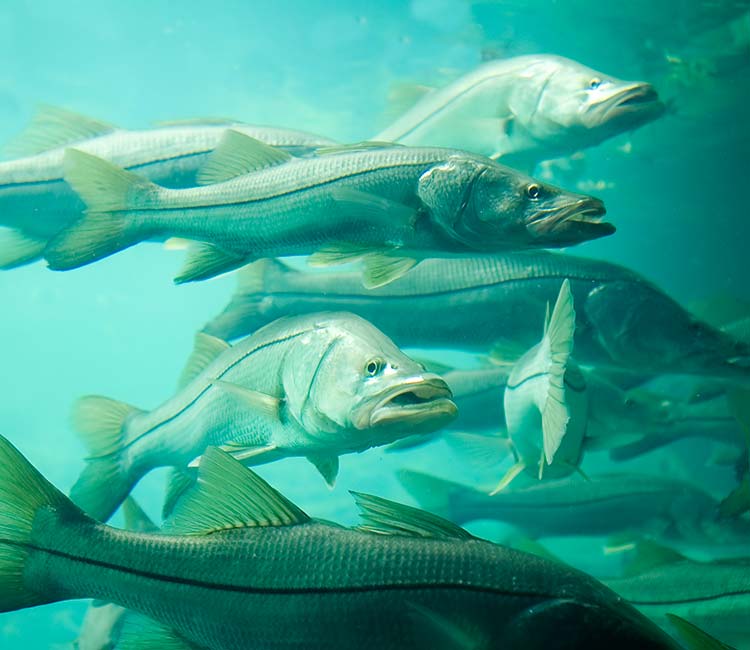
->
[526,196,613,246]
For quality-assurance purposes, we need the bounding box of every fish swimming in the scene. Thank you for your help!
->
[69,312,456,521]
[203,252,750,380]
[398,470,750,552]
[606,541,750,648]
[0,436,681,650]
[498,279,588,490]
[43,133,610,286]
[0,106,336,269]
[375,54,665,167]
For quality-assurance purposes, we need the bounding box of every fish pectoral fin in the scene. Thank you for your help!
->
[489,461,526,496]
[329,187,417,225]
[443,432,512,471]
[315,141,401,155]
[186,443,279,469]
[211,380,282,420]
[163,447,309,535]
[541,279,578,465]
[196,129,293,185]
[351,491,472,540]
[406,602,486,650]
[488,338,527,368]
[361,253,417,289]
[174,243,248,284]
[0,228,47,269]
[177,332,231,389]
[615,539,688,578]
[307,453,339,488]
[4,105,116,157]
[116,611,202,650]
[666,613,736,650]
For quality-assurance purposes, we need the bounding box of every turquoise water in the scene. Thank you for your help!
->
[0,1,748,648]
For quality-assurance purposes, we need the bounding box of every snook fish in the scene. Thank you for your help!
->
[606,542,750,649]
[375,54,665,166]
[0,438,680,650]
[398,470,750,551]
[43,133,610,287]
[0,107,335,269]
[69,312,456,521]
[204,253,750,380]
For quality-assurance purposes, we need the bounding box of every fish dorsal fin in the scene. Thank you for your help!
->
[177,332,231,389]
[315,141,400,155]
[121,496,158,533]
[117,611,202,650]
[196,129,293,185]
[5,105,117,157]
[163,447,309,535]
[666,614,737,650]
[351,491,473,540]
[540,279,577,465]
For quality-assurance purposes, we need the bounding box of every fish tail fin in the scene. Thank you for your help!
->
[0,434,84,612]
[69,396,144,521]
[201,258,290,340]
[396,469,466,520]
[540,278,576,465]
[0,228,47,269]
[44,149,159,270]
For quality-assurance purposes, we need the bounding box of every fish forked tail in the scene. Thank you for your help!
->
[43,149,160,271]
[0,434,88,612]
[201,258,292,341]
[69,395,145,522]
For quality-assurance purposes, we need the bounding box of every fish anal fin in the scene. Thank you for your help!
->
[196,129,293,185]
[174,243,248,284]
[351,491,472,540]
[163,447,309,535]
[0,229,47,269]
[361,253,417,289]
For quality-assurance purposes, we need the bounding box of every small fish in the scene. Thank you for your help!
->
[0,106,335,269]
[203,252,750,381]
[43,133,610,287]
[606,540,750,649]
[495,279,587,491]
[398,470,750,552]
[69,312,456,521]
[375,55,665,167]
[0,436,681,650]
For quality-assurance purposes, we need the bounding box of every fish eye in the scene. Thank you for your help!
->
[365,358,384,376]
[589,77,602,89]
[526,183,541,200]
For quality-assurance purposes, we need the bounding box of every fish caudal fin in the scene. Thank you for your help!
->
[0,228,47,269]
[69,396,144,521]
[44,149,158,271]
[540,279,576,465]
[0,434,84,612]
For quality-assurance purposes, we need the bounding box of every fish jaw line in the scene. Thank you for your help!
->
[589,83,665,127]
[525,197,613,245]
[366,376,457,432]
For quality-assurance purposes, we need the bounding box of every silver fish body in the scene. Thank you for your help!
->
[376,55,664,164]
[205,252,750,380]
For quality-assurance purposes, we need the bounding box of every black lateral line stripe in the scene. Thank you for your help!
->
[627,589,750,606]
[5,539,552,600]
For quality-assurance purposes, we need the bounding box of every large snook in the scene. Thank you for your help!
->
[0,438,679,650]
[0,107,335,269]
[204,252,750,381]
[69,312,456,521]
[44,134,610,285]
[376,54,665,166]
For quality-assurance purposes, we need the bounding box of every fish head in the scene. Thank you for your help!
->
[281,313,457,450]
[507,56,665,153]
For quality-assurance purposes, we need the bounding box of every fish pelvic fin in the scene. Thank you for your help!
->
[69,396,144,521]
[540,279,576,465]
[0,434,87,611]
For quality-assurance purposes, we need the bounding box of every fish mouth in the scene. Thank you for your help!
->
[526,197,614,245]
[369,375,457,432]
[593,83,665,126]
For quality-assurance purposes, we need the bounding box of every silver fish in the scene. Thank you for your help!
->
[204,252,750,380]
[375,55,664,166]
[44,133,610,286]
[70,312,456,521]
[0,107,335,269]
[0,437,680,650]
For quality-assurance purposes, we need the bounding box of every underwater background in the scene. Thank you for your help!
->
[0,0,748,647]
